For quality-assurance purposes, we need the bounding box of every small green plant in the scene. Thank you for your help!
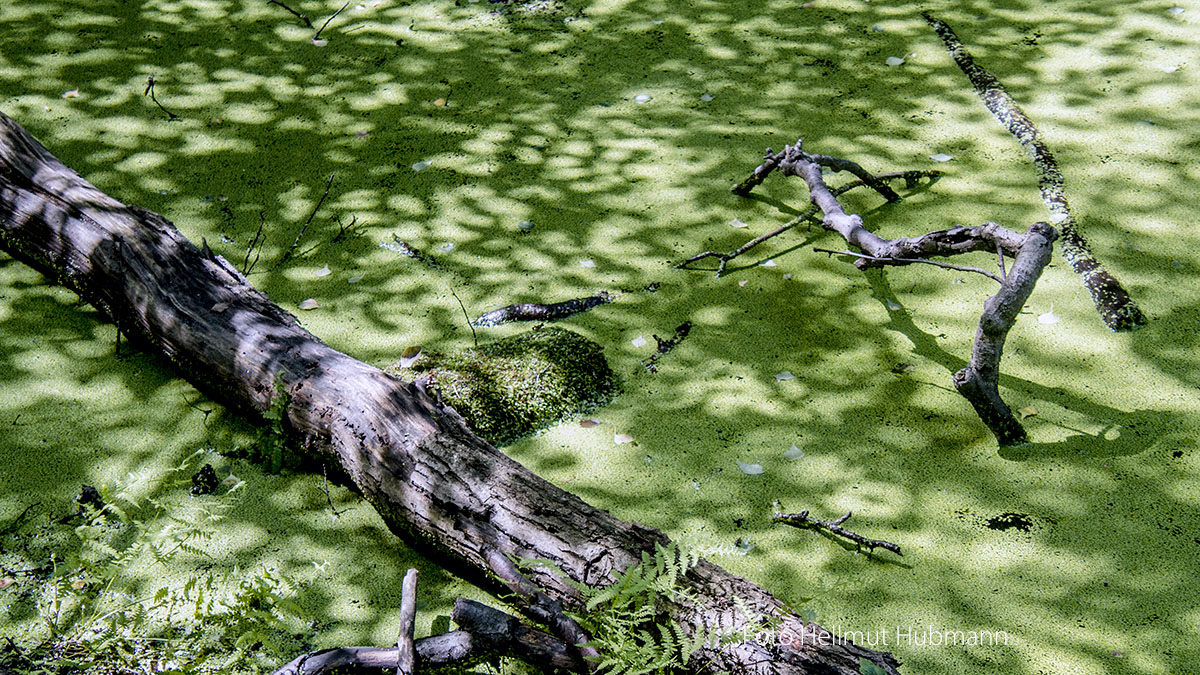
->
[259,373,290,474]
[1,451,304,674]
[521,542,715,675]
[859,656,889,675]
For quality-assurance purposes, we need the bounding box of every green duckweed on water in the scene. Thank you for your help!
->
[2,0,1200,673]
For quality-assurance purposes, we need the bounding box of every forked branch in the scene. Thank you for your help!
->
[726,139,1055,445]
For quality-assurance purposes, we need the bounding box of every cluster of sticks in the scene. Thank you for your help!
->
[679,14,1150,445]
[714,140,1056,445]
[272,550,598,675]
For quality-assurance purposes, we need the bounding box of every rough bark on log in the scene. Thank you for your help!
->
[0,111,900,674]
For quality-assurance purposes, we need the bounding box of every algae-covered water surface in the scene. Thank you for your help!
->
[2,0,1199,673]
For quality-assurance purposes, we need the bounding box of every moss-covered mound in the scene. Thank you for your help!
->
[386,326,618,445]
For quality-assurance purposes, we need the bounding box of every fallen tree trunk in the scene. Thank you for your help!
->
[0,112,900,674]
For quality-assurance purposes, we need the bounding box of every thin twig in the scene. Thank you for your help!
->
[996,241,1007,280]
[450,290,477,348]
[812,247,1004,283]
[773,508,902,556]
[679,170,940,276]
[143,76,180,121]
[267,0,313,27]
[320,464,347,518]
[314,1,350,41]
[244,211,266,275]
[275,173,334,270]
[330,214,358,244]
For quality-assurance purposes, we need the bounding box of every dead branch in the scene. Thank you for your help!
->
[773,508,902,557]
[267,0,313,28]
[812,247,1003,283]
[314,1,350,41]
[271,598,581,675]
[473,292,614,327]
[730,139,1056,445]
[679,170,941,276]
[274,172,334,270]
[143,76,180,121]
[486,549,599,672]
[924,13,1146,331]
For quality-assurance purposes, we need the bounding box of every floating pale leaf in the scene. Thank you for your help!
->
[211,301,230,313]
[62,88,80,98]
[761,260,777,267]
[348,274,364,283]
[412,160,431,171]
[631,335,648,348]
[517,219,535,232]
[730,217,749,228]
[1168,6,1184,14]
[737,460,764,475]
[579,418,601,428]
[1048,212,1070,224]
[929,153,954,162]
[634,93,652,104]
[1158,64,1180,73]
[784,444,805,460]
[782,273,792,280]
[579,259,596,268]
[353,130,371,138]
[312,38,328,47]
[298,298,319,310]
[886,56,905,67]
[886,299,902,311]
[1017,406,1038,419]
[314,264,332,278]
[438,242,455,252]
[1038,307,1059,324]
[614,432,636,444]
[433,98,447,106]
[700,93,714,101]
[0,578,16,589]
[774,370,795,381]
[399,345,422,368]
[738,280,748,287]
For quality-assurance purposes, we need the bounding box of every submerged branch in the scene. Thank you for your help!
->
[924,12,1145,331]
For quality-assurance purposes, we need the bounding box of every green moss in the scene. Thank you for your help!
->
[385,326,619,445]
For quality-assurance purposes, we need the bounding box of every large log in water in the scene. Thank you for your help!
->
[0,111,900,674]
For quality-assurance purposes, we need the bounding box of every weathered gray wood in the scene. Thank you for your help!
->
[0,111,900,675]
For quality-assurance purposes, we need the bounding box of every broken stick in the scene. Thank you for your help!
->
[774,508,902,557]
